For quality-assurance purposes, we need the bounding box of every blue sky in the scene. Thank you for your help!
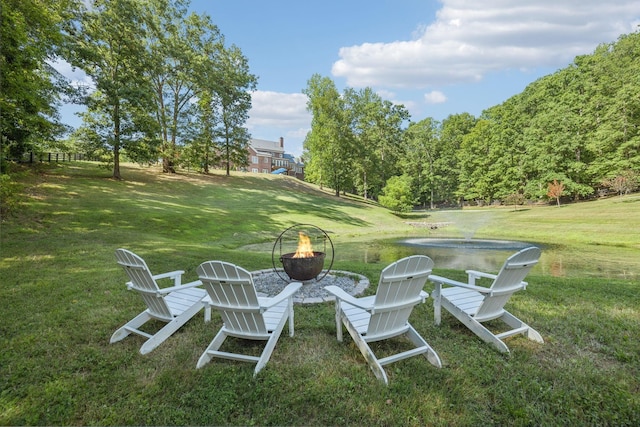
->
[59,0,640,158]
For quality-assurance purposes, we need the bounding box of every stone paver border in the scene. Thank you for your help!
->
[251,269,370,305]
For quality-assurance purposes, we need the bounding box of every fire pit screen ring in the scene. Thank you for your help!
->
[272,224,334,282]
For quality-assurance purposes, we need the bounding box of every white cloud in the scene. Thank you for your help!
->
[375,89,396,99]
[332,0,640,89]
[424,90,447,104]
[375,89,418,110]
[49,58,94,91]
[286,127,310,139]
[247,91,311,157]
[50,64,313,135]
[248,90,310,129]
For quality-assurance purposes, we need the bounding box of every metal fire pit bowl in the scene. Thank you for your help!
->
[280,252,326,281]
[272,224,334,282]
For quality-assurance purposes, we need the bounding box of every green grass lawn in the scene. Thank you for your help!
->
[1,162,639,426]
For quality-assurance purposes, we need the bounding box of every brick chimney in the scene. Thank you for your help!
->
[279,137,284,148]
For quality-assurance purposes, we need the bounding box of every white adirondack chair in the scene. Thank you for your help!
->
[196,260,302,375]
[111,249,210,354]
[428,246,544,353]
[325,255,442,385]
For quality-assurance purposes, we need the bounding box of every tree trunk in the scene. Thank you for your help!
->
[112,103,121,180]
[163,157,175,174]
[363,171,368,200]
[225,138,230,176]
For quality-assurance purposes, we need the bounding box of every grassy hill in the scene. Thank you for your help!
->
[1,162,638,426]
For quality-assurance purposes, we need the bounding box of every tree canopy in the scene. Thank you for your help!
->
[303,31,640,206]
[2,0,255,179]
[3,1,639,199]
[1,0,81,164]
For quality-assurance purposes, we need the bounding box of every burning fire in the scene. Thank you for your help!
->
[293,232,314,258]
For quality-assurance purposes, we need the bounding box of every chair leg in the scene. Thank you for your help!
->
[197,329,228,369]
[341,314,388,385]
[469,318,510,354]
[335,300,343,342]
[139,301,204,355]
[442,299,510,353]
[110,311,152,343]
[500,311,544,343]
[287,298,295,337]
[432,283,442,325]
[405,325,442,368]
[525,326,544,343]
[255,312,289,376]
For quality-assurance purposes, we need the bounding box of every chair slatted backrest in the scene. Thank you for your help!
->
[474,247,541,321]
[197,261,267,335]
[367,255,433,339]
[115,249,173,320]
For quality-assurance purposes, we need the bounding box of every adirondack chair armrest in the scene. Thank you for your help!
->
[153,270,186,286]
[382,271,431,282]
[324,285,374,310]
[428,274,491,293]
[260,282,303,308]
[373,294,427,314]
[420,290,428,303]
[155,279,204,295]
[465,270,497,283]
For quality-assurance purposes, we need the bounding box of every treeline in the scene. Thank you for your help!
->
[303,32,640,209]
[1,0,256,179]
[3,0,639,201]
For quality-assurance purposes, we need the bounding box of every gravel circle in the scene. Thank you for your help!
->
[251,269,370,305]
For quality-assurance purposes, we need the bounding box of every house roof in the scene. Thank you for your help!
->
[249,138,304,167]
[254,150,274,156]
[250,138,284,154]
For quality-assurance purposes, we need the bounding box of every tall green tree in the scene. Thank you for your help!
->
[73,0,155,179]
[369,99,408,199]
[521,66,594,200]
[145,0,223,173]
[184,87,220,173]
[345,87,409,200]
[303,74,352,196]
[439,113,477,205]
[180,26,226,174]
[343,87,378,200]
[401,118,440,208]
[456,119,503,204]
[0,0,81,162]
[214,45,256,176]
[306,79,407,199]
[586,34,640,180]
[482,102,529,200]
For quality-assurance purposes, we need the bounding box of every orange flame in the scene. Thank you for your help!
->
[293,232,314,258]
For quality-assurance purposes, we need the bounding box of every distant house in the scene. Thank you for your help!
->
[247,137,304,180]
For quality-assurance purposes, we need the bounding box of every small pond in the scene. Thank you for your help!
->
[241,236,640,280]
[333,238,640,280]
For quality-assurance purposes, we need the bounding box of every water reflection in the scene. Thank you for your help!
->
[334,238,639,280]
[398,238,536,272]
[336,239,530,274]
[402,238,534,250]
[240,237,640,280]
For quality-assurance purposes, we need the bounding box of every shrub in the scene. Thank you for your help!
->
[0,173,21,219]
[379,175,415,213]
[602,170,640,196]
